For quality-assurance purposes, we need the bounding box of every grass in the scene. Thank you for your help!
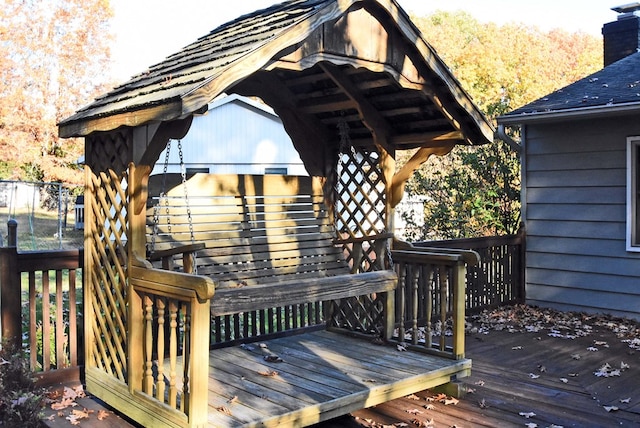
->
[0,207,83,251]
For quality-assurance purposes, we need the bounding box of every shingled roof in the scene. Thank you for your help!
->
[499,52,640,124]
[59,0,495,175]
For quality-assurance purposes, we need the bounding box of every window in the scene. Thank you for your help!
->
[627,136,640,251]
[265,167,287,175]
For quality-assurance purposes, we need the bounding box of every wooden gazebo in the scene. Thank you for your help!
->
[59,1,494,427]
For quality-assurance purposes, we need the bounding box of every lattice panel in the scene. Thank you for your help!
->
[85,129,132,175]
[329,296,385,335]
[331,147,389,334]
[85,168,129,381]
[334,148,386,238]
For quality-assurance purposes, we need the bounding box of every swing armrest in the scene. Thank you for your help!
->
[148,242,205,273]
[148,242,206,261]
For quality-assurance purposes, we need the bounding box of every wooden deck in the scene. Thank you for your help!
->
[202,330,470,427]
[43,311,640,428]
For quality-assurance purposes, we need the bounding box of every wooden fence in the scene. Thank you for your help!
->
[413,231,526,313]
[0,220,83,386]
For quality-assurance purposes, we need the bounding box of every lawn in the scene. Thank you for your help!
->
[0,207,83,251]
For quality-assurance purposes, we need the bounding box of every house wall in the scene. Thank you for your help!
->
[524,114,640,320]
[151,97,307,176]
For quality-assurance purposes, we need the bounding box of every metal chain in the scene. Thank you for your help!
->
[151,140,173,253]
[163,140,172,237]
[177,140,197,274]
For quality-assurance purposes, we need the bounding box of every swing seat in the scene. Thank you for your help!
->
[121,173,471,427]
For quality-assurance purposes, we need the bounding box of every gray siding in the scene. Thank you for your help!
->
[524,115,640,320]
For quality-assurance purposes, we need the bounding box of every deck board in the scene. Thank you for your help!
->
[205,330,470,427]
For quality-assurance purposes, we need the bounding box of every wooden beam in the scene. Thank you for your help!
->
[349,130,464,148]
[390,143,454,208]
[59,101,184,139]
[319,62,394,154]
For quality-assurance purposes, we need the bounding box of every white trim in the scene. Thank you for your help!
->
[626,136,640,252]
[208,93,278,117]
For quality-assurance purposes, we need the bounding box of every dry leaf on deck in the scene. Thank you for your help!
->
[620,397,631,403]
[405,394,420,400]
[519,411,536,418]
[443,397,459,405]
[263,355,283,363]
[559,378,568,383]
[528,373,540,379]
[258,369,278,377]
[525,423,537,428]
[478,398,488,409]
[97,409,109,420]
[405,408,422,415]
[604,405,619,412]
[216,406,232,416]
[423,403,435,410]
[512,346,523,350]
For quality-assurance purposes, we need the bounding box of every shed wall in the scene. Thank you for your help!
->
[524,115,640,320]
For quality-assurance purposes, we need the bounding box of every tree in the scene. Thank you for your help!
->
[399,11,602,240]
[0,0,114,185]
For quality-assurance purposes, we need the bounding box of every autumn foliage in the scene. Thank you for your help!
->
[400,11,603,239]
[0,0,113,186]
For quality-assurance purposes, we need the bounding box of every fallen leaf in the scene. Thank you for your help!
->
[568,373,579,377]
[538,365,546,372]
[604,405,619,412]
[571,353,581,360]
[216,406,232,416]
[512,346,523,350]
[587,346,598,352]
[228,395,238,404]
[559,378,568,383]
[405,394,420,400]
[478,398,488,409]
[258,370,278,377]
[519,411,536,418]
[474,380,485,386]
[443,397,459,405]
[397,344,407,352]
[263,355,283,363]
[423,403,435,410]
[525,423,537,428]
[405,408,422,415]
[97,410,109,420]
[621,361,630,370]
[528,373,540,379]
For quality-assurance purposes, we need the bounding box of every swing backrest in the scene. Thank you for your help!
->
[146,174,352,289]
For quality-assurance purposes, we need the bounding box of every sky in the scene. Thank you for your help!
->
[110,0,619,82]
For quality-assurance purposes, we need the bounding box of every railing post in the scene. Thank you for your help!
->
[1,219,21,347]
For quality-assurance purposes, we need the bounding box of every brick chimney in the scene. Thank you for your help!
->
[603,3,640,66]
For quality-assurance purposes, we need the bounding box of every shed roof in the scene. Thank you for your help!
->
[499,52,640,125]
[59,0,495,175]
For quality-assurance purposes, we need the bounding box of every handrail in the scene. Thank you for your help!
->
[391,247,470,360]
[128,260,215,427]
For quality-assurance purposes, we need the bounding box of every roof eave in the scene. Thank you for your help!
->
[497,101,640,126]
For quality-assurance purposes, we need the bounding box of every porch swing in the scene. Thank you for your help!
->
[147,139,203,274]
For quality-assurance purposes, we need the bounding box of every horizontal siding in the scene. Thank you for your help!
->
[527,186,625,204]
[527,219,625,240]
[527,268,640,294]
[526,236,627,258]
[527,168,625,187]
[527,203,625,222]
[523,116,640,320]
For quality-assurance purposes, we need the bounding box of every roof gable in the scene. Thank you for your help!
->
[59,0,495,160]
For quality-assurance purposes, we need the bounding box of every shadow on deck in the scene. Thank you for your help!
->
[43,312,640,427]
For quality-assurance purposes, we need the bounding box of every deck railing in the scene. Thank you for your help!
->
[1,230,524,386]
[413,231,526,313]
[0,221,83,386]
[391,246,480,360]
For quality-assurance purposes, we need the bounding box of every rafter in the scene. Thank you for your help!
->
[319,62,395,154]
